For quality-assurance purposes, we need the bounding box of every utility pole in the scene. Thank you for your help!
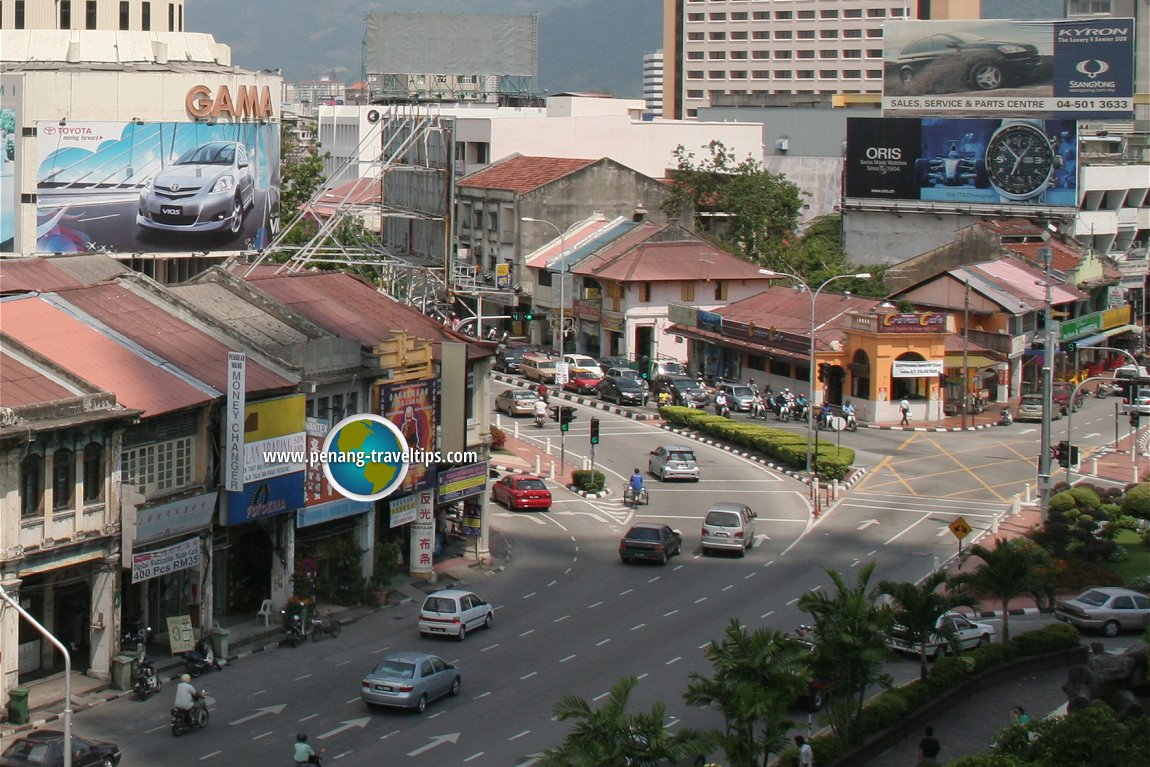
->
[962,281,971,430]
[1038,245,1056,522]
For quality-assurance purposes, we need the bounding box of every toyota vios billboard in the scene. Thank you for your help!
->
[882,18,1134,118]
[845,117,1078,209]
[36,121,280,254]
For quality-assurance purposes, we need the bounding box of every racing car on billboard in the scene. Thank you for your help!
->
[914,137,989,189]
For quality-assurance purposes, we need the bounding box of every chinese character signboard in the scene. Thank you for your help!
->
[409,491,435,575]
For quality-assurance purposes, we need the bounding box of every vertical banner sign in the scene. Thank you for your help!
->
[224,352,246,491]
[408,490,435,575]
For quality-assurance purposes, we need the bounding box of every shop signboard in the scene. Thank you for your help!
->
[572,300,600,322]
[893,360,945,378]
[668,304,696,327]
[134,491,217,546]
[437,462,488,504]
[35,120,281,254]
[463,503,482,537]
[877,312,948,333]
[132,537,200,583]
[389,491,420,528]
[379,379,439,494]
[846,117,1077,209]
[601,312,625,332]
[697,310,722,334]
[166,615,196,654]
[881,18,1135,118]
[409,490,435,575]
[1059,311,1104,340]
[225,394,306,525]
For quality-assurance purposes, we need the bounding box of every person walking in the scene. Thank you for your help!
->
[917,725,941,766]
[794,735,813,767]
[899,397,910,425]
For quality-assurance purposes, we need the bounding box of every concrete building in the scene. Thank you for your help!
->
[643,50,664,118]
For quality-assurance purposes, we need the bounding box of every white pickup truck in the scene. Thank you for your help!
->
[888,612,996,659]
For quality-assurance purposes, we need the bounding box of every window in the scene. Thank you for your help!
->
[844,29,862,39]
[752,31,769,40]
[820,30,838,40]
[714,282,727,301]
[798,50,815,59]
[752,50,769,60]
[20,455,43,518]
[866,29,882,38]
[844,8,863,18]
[687,31,704,41]
[731,12,747,21]
[797,30,815,40]
[798,10,815,19]
[867,8,887,17]
[843,70,862,79]
[730,70,747,80]
[638,283,651,303]
[753,11,769,20]
[867,49,883,59]
[119,0,129,29]
[730,50,747,60]
[83,443,103,504]
[752,70,770,79]
[687,51,704,60]
[819,69,838,79]
[708,70,726,80]
[86,0,97,28]
[1071,0,1112,11]
[797,70,815,80]
[708,51,726,60]
[141,1,150,30]
[730,30,747,40]
[60,0,71,28]
[121,437,195,497]
[687,12,704,21]
[475,143,488,164]
[331,393,345,424]
[775,50,793,60]
[708,31,726,41]
[866,69,883,79]
[708,12,726,20]
[686,70,704,80]
[686,108,698,118]
[686,89,704,98]
[14,0,25,28]
[820,9,839,19]
[820,50,837,59]
[53,448,75,511]
[844,50,862,59]
[168,2,174,31]
[774,30,792,40]
[774,70,793,79]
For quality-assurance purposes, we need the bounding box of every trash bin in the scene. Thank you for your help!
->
[210,626,230,659]
[7,687,29,725]
[111,654,137,691]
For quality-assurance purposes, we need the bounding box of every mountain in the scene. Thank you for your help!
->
[189,0,663,98]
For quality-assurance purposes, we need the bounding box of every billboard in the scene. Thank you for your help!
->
[845,117,1077,208]
[1,75,19,252]
[379,379,439,494]
[365,13,537,77]
[224,394,305,526]
[882,18,1135,118]
[36,120,279,254]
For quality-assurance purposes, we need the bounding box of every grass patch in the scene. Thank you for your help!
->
[1107,529,1150,588]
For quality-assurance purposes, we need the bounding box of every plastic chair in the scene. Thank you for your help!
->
[256,599,274,627]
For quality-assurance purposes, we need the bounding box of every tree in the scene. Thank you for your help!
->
[541,675,708,767]
[662,140,804,264]
[877,571,965,681]
[278,128,329,247]
[947,538,1054,643]
[684,619,808,767]
[797,561,893,741]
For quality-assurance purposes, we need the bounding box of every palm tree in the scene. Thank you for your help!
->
[541,675,708,767]
[684,619,808,767]
[947,537,1054,644]
[798,561,893,741]
[878,570,965,681]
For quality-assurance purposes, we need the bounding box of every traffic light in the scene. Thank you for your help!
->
[1066,341,1077,353]
[1054,441,1070,468]
[589,417,600,445]
[818,363,830,383]
[1069,444,1079,466]
[510,311,534,321]
[1131,411,1141,429]
[559,407,573,432]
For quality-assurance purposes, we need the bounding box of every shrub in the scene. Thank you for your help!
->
[1120,482,1150,520]
[968,641,1010,672]
[1008,621,1080,656]
[927,654,975,693]
[570,469,605,492]
[855,688,909,735]
[489,424,507,450]
[1068,485,1102,512]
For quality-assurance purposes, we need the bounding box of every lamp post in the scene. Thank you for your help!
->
[1070,345,1141,484]
[521,217,571,354]
[758,269,872,477]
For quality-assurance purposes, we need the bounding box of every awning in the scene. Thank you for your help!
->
[945,353,1001,369]
[1072,324,1141,349]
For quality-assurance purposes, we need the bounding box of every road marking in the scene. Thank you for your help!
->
[522,592,537,600]
[694,596,707,603]
[648,575,661,583]
[619,588,633,596]
[509,731,530,741]
[593,691,609,701]
[631,623,646,631]
[937,525,952,537]
[294,673,313,681]
[343,697,359,704]
[145,725,167,733]
[336,660,351,667]
[786,597,799,605]
[520,671,537,680]
[482,643,499,652]
[229,704,286,725]
[722,584,734,591]
[199,751,222,761]
[379,729,401,740]
[473,692,491,700]
[587,601,603,609]
[464,753,485,762]
[519,629,535,637]
[638,673,648,680]
[666,656,681,665]
[298,714,317,722]
[253,731,273,740]
[744,571,757,579]
[547,580,557,587]
[560,654,577,663]
[760,609,775,619]
[597,638,611,646]
[858,519,879,530]
[406,733,460,757]
[554,615,570,623]
[318,717,370,740]
[664,609,679,617]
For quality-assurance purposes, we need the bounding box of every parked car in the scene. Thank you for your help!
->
[653,375,708,407]
[619,523,683,565]
[650,360,688,378]
[888,611,995,659]
[716,383,757,412]
[1051,381,1085,414]
[598,356,633,374]
[1123,395,1150,416]
[1055,586,1150,637]
[1015,393,1060,422]
[563,354,600,371]
[494,388,539,416]
[137,140,256,235]
[605,366,649,390]
[648,445,700,481]
[700,502,757,556]
[0,731,121,767]
[360,651,461,711]
[491,474,552,511]
[492,349,525,374]
[521,354,558,384]
[563,368,603,394]
[418,589,494,640]
[599,376,649,407]
[893,31,1041,93]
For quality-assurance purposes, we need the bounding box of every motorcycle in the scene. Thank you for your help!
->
[844,412,858,432]
[134,656,162,700]
[714,399,731,418]
[283,611,307,648]
[999,409,1014,426]
[1096,382,1112,399]
[777,400,793,422]
[171,691,209,736]
[534,411,545,428]
[180,638,221,678]
[310,611,342,642]
[122,617,153,648]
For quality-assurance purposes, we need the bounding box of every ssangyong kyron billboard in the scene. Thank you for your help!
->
[882,18,1134,118]
[36,121,279,254]
[845,117,1078,208]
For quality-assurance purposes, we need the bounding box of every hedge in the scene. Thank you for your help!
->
[659,406,855,480]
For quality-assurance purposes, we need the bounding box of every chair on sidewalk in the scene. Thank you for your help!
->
[256,599,274,627]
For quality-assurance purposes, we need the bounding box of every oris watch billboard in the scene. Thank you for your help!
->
[882,18,1135,118]
[36,120,280,254]
[845,117,1078,209]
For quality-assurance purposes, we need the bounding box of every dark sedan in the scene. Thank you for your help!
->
[492,349,525,374]
[654,375,708,407]
[599,376,649,407]
[619,523,682,565]
[894,31,1041,93]
[0,731,121,767]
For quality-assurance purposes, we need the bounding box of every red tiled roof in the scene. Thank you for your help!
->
[458,156,598,193]
[579,237,770,282]
[52,283,294,393]
[1,295,211,416]
[998,238,1081,274]
[0,259,84,293]
[0,348,76,407]
[716,286,882,351]
[243,272,490,360]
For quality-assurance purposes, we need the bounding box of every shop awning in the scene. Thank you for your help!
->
[944,353,1001,369]
[1072,324,1141,349]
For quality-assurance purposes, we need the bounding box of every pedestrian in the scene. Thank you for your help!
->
[794,735,813,767]
[899,397,910,425]
[917,725,941,766]
[1010,705,1030,728]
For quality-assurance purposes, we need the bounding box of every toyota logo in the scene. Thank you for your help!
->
[167,183,180,192]
[1075,59,1110,78]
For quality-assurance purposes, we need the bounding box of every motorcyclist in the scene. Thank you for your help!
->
[294,733,321,765]
[533,398,547,424]
[173,673,198,724]
[842,400,856,425]
[714,390,730,416]
[537,383,549,403]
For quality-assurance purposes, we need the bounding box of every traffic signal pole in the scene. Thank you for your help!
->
[1038,246,1056,524]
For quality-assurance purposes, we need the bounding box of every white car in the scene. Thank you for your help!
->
[418,589,493,641]
[563,354,600,372]
[1123,395,1150,416]
[888,611,995,658]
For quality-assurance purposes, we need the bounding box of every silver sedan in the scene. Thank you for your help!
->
[360,651,461,712]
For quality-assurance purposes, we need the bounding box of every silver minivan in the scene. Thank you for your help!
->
[701,502,757,556]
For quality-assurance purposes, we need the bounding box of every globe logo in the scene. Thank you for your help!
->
[321,414,410,502]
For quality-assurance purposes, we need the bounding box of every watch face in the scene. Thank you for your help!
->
[986,123,1055,201]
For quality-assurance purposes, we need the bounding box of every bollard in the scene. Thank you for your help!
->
[549,460,556,480]
[1024,484,1032,504]
[1011,494,1021,517]
[514,421,520,439]
[991,512,1000,534]
[832,479,840,500]
[1134,465,1140,484]
[583,456,590,471]
[535,455,541,475]
[1091,457,1098,475]
[496,414,502,430]
[933,554,940,573]
[545,437,552,456]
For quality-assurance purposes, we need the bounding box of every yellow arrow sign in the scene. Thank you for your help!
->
[949,516,972,541]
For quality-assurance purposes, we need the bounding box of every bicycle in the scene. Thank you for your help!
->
[623,486,649,508]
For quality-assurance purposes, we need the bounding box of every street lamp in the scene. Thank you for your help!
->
[521,217,573,353]
[758,269,871,477]
[1066,345,1141,485]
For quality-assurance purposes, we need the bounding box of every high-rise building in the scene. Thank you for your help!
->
[643,50,664,117]
[662,0,912,119]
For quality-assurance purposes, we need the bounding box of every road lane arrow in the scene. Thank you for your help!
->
[228,704,286,725]
[857,519,879,530]
[317,717,371,740]
[407,732,460,757]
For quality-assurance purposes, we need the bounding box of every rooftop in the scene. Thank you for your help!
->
[458,155,598,193]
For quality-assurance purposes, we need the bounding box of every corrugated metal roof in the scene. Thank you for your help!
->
[1,295,212,416]
[716,286,882,351]
[523,214,614,269]
[0,259,84,293]
[0,348,79,407]
[458,156,598,193]
[171,282,320,355]
[964,259,1085,307]
[581,235,771,283]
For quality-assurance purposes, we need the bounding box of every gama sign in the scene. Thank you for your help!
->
[879,312,947,333]
[186,84,274,120]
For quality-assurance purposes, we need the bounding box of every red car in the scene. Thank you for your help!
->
[491,474,552,511]
[563,368,603,394]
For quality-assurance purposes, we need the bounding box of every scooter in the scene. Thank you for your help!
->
[283,612,307,648]
[122,618,153,648]
[844,412,859,432]
[1096,382,1112,399]
[180,638,221,677]
[999,409,1014,426]
[534,411,545,428]
[714,400,731,418]
[171,691,209,736]
[134,656,162,700]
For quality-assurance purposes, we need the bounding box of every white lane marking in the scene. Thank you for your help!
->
[547,580,557,587]
[631,623,646,631]
[199,751,222,760]
[298,714,318,722]
[593,691,610,701]
[858,519,879,530]
[509,730,530,741]
[760,609,775,619]
[664,609,679,617]
[379,729,401,740]
[294,673,313,681]
[554,615,570,623]
[523,592,537,599]
[597,638,611,646]
[744,572,757,580]
[694,596,707,603]
[786,597,800,606]
[619,588,633,596]
[722,585,734,592]
[560,654,577,663]
[519,629,535,637]
[473,692,491,700]
[666,656,681,665]
[253,731,273,740]
[481,643,499,652]
[588,601,604,609]
[336,660,351,667]
[521,671,537,680]
[464,752,485,762]
[648,575,661,583]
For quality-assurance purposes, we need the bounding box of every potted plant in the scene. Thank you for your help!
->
[371,539,403,606]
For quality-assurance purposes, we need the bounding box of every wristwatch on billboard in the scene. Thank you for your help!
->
[985,119,1060,203]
